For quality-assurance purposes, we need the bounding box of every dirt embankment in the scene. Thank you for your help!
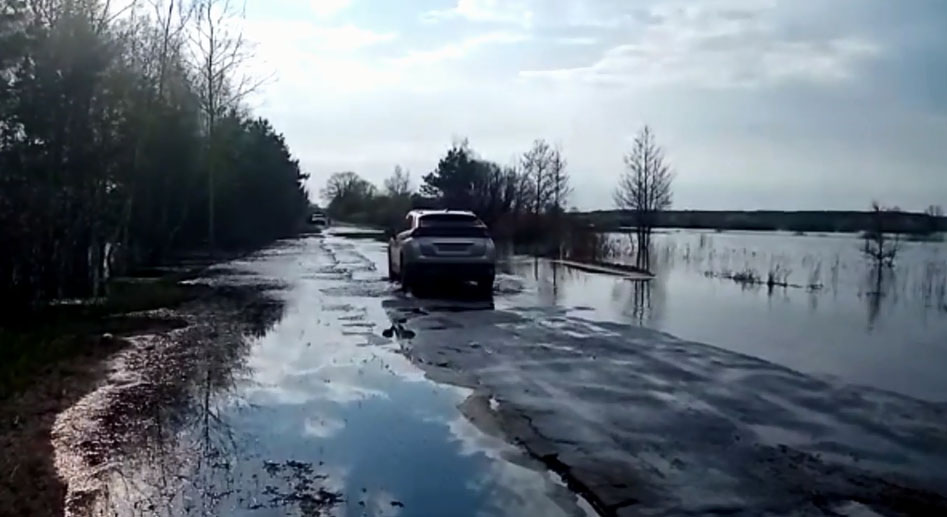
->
[0,278,283,517]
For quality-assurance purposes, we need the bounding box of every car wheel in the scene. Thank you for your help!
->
[400,255,412,293]
[475,276,494,298]
[387,249,397,281]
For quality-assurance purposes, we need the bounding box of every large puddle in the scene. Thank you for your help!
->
[499,230,947,402]
[73,232,593,516]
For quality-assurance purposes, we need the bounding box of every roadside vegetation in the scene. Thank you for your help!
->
[0,3,306,512]
[1,0,307,399]
[0,0,310,316]
[321,138,573,247]
[321,127,671,273]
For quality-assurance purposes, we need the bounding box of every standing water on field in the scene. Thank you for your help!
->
[504,230,947,401]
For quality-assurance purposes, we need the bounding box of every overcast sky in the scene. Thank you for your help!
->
[240,0,946,211]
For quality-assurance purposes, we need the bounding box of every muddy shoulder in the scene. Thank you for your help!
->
[0,276,282,517]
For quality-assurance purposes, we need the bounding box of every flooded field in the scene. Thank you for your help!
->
[505,230,947,401]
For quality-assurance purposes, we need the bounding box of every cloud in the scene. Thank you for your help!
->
[244,20,395,53]
[392,31,529,66]
[303,417,346,438]
[240,19,404,97]
[421,0,637,29]
[245,0,946,211]
[556,36,598,46]
[363,489,404,517]
[309,24,397,51]
[310,0,351,18]
[422,0,534,27]
[520,2,881,89]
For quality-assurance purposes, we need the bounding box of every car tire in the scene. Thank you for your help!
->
[387,248,397,281]
[400,255,413,293]
[475,276,494,298]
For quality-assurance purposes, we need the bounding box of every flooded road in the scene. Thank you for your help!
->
[230,236,591,516]
[53,229,947,516]
[56,232,592,516]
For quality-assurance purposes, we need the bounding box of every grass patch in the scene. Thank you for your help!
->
[0,279,198,400]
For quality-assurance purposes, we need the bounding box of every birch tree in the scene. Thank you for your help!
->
[189,0,259,251]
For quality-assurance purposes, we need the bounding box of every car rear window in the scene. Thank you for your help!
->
[414,213,489,237]
[413,225,489,238]
[418,213,480,226]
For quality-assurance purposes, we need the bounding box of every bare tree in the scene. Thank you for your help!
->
[189,0,260,251]
[511,166,534,216]
[0,0,310,312]
[321,172,371,204]
[547,145,571,257]
[384,165,412,197]
[614,125,673,270]
[548,145,571,215]
[521,139,553,216]
[862,202,901,290]
[320,171,377,215]
[111,0,194,271]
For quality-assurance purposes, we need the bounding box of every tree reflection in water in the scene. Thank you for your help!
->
[54,290,343,516]
[862,266,894,331]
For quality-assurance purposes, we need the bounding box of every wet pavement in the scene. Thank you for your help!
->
[384,261,947,514]
[53,232,593,516]
[52,230,947,516]
[231,236,591,517]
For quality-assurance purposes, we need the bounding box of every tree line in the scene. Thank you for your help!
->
[582,207,946,235]
[322,127,672,269]
[324,122,944,273]
[0,0,309,310]
[321,138,574,242]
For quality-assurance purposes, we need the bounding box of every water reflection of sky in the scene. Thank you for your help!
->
[90,235,592,516]
[503,230,947,402]
[227,237,590,517]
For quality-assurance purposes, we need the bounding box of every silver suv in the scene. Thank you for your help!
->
[387,210,496,294]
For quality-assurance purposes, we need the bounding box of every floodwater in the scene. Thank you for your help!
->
[505,230,947,402]
[66,232,593,516]
[53,228,947,516]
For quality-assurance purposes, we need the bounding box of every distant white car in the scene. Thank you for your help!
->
[387,210,496,294]
[309,212,329,227]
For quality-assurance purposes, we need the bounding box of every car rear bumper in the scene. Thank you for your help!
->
[406,261,495,281]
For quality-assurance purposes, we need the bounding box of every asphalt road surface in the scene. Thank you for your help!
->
[55,229,947,516]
